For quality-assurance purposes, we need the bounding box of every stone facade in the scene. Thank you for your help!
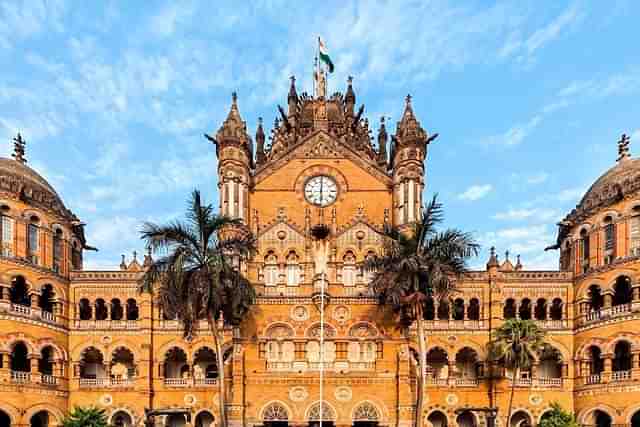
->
[1,79,640,427]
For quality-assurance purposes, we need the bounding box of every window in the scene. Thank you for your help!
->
[631,215,640,255]
[53,229,63,270]
[579,229,590,272]
[264,252,279,286]
[342,252,356,287]
[604,217,616,263]
[285,252,300,286]
[1,215,13,256]
[27,223,38,263]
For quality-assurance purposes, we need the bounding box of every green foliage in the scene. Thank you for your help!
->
[538,403,579,427]
[488,318,546,370]
[62,406,108,427]
[139,189,256,339]
[365,195,480,325]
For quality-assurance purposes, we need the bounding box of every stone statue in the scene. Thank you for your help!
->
[111,363,128,379]
[193,364,204,380]
[313,238,330,278]
[315,69,327,99]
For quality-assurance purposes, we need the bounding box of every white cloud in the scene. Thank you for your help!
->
[492,208,559,222]
[556,187,585,202]
[481,115,541,147]
[458,184,493,201]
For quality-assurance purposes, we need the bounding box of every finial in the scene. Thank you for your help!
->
[231,91,237,104]
[381,116,386,125]
[405,94,412,105]
[487,246,499,269]
[133,250,137,262]
[258,117,263,126]
[617,133,631,162]
[505,250,510,261]
[347,75,353,85]
[12,133,27,164]
[515,254,523,270]
[120,254,127,270]
[290,75,296,85]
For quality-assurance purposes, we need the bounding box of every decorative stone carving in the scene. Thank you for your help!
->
[307,323,336,338]
[291,305,309,322]
[263,402,289,421]
[184,394,197,406]
[335,386,353,402]
[333,305,350,323]
[289,386,308,402]
[265,323,294,339]
[349,322,377,338]
[100,394,113,406]
[307,402,336,421]
[353,402,380,421]
[529,394,543,406]
[110,363,128,379]
[446,394,458,406]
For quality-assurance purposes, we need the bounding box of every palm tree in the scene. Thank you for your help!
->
[62,406,108,427]
[365,195,479,427]
[488,319,545,427]
[139,190,256,427]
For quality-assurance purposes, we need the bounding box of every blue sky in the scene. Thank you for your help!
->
[1,0,639,270]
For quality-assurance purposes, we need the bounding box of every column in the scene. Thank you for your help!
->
[407,179,415,222]
[30,354,40,383]
[632,351,640,380]
[515,301,521,319]
[30,292,39,307]
[603,354,613,382]
[228,179,236,218]
[531,362,539,386]
[604,294,613,309]
[238,180,245,221]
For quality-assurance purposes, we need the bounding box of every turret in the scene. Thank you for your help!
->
[208,92,252,222]
[288,76,298,117]
[255,117,266,166]
[377,117,388,167]
[345,76,355,117]
[391,95,436,227]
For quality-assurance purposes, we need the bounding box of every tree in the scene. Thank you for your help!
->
[365,195,479,427]
[488,319,545,427]
[62,406,108,427]
[539,403,579,427]
[139,190,256,427]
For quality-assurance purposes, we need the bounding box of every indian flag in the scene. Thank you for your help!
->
[318,37,334,73]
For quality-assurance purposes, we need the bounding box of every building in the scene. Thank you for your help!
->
[1,72,640,427]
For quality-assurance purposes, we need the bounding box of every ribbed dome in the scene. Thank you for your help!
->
[0,157,72,218]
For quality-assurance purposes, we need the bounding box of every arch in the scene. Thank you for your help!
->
[352,401,380,422]
[34,340,67,362]
[348,322,379,338]
[79,346,106,379]
[519,298,532,320]
[456,410,477,427]
[455,347,480,378]
[426,410,448,427]
[94,298,108,320]
[577,406,616,426]
[452,298,465,321]
[509,410,532,427]
[613,340,632,372]
[0,403,18,427]
[110,298,124,320]
[587,285,604,311]
[467,298,480,321]
[305,322,337,338]
[264,322,295,339]
[38,284,55,313]
[9,276,30,306]
[306,401,337,421]
[110,410,134,427]
[503,298,516,319]
[0,409,11,427]
[604,334,640,354]
[164,346,188,379]
[550,298,563,320]
[22,405,63,427]
[612,275,633,306]
[194,411,215,427]
[38,346,55,376]
[534,298,547,320]
[193,346,218,379]
[10,341,30,372]
[79,298,92,320]
[261,401,290,421]
[125,299,139,320]
[426,347,449,379]
[538,344,563,379]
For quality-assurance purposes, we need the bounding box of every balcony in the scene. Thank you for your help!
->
[163,377,218,387]
[611,370,632,382]
[581,303,637,326]
[585,374,601,384]
[75,319,138,330]
[535,319,569,330]
[1,302,58,324]
[11,370,30,383]
[79,377,135,388]
[455,377,480,387]
[537,377,562,387]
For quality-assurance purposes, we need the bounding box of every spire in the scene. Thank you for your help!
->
[345,76,355,116]
[500,250,514,272]
[377,116,388,166]
[288,75,298,116]
[515,254,523,271]
[216,91,250,148]
[120,254,127,270]
[617,133,631,162]
[12,133,26,164]
[256,117,266,165]
[486,246,499,269]
[395,93,428,148]
[143,246,153,269]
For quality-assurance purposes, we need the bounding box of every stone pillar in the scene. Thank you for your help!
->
[30,292,39,307]
[604,294,613,309]
[515,302,521,319]
[603,354,613,382]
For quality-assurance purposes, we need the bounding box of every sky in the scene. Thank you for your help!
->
[1,0,640,270]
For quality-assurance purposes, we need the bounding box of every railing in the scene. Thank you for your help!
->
[11,370,30,383]
[10,303,31,316]
[585,374,601,384]
[535,319,568,329]
[537,377,562,387]
[194,378,218,386]
[164,377,190,387]
[349,362,376,371]
[342,286,374,297]
[40,374,57,385]
[611,370,632,381]
[266,361,294,371]
[79,377,135,388]
[418,320,482,330]
[509,377,532,387]
[262,286,299,297]
[455,377,479,387]
[75,320,138,330]
[582,303,636,325]
[40,310,55,322]
[425,377,448,386]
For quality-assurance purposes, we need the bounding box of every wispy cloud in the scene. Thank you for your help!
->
[459,184,493,201]
[480,115,542,147]
[492,208,560,222]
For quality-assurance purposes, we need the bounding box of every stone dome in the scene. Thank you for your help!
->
[565,157,640,224]
[0,157,74,220]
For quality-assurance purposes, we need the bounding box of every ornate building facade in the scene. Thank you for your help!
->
[1,75,640,427]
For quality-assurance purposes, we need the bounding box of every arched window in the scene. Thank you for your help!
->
[503,299,516,319]
[111,411,133,427]
[427,411,448,427]
[342,251,357,287]
[519,299,532,320]
[0,409,11,427]
[80,347,106,379]
[195,411,214,427]
[38,346,54,376]
[285,251,300,286]
[455,348,479,379]
[534,299,547,320]
[166,414,187,427]
[39,284,54,313]
[456,411,476,427]
[550,298,563,320]
[613,276,633,306]
[593,410,612,427]
[603,216,616,263]
[613,341,632,372]
[10,342,30,372]
[53,228,63,272]
[29,411,49,427]
[631,409,640,427]
[95,299,108,320]
[10,276,30,306]
[631,210,640,256]
[126,299,139,320]
[588,285,604,311]
[27,216,39,264]
[263,402,289,427]
[79,298,92,320]
[363,251,377,283]
[194,347,218,381]
[452,298,464,321]
[580,228,590,272]
[264,252,279,286]
[71,241,82,270]
[111,347,135,380]
[353,402,380,426]
[426,348,449,379]
[1,213,14,256]
[588,346,604,377]
[437,300,450,320]
[110,299,123,320]
[467,298,480,321]
[538,345,562,379]
[423,296,435,320]
[509,411,532,427]
[164,347,188,379]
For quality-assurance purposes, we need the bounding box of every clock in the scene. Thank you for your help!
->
[304,175,338,207]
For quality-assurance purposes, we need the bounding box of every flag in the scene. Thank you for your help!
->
[318,37,334,73]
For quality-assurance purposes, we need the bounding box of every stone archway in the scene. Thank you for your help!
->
[0,410,11,427]
[29,411,49,427]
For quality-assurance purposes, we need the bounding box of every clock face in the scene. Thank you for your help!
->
[304,175,338,207]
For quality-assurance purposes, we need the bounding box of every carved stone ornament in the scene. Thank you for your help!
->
[291,305,309,322]
[334,386,352,402]
[529,394,543,406]
[332,305,350,323]
[101,394,113,406]
[446,394,458,406]
[289,386,308,402]
[184,394,197,406]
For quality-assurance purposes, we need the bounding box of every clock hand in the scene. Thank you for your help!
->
[320,177,324,204]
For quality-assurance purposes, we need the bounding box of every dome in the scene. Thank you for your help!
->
[0,157,73,219]
[565,157,640,224]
